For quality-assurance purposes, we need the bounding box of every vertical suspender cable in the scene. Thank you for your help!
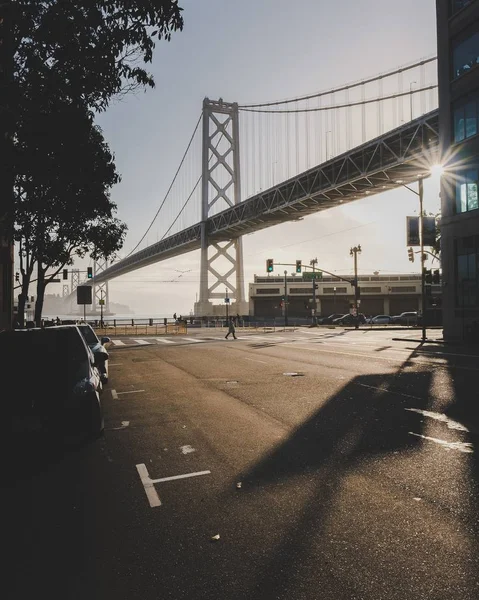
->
[295,100,300,174]
[361,83,366,143]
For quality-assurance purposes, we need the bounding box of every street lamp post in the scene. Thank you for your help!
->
[225,288,229,322]
[310,257,318,325]
[284,270,288,327]
[403,178,427,343]
[333,286,337,313]
[350,245,362,329]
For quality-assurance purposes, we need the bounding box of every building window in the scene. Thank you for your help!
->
[453,32,479,79]
[453,96,479,142]
[290,288,312,294]
[451,0,473,15]
[359,287,382,293]
[389,286,416,293]
[256,288,280,295]
[456,236,479,307]
[323,287,347,293]
[456,168,479,213]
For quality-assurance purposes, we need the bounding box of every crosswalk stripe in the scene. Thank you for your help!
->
[155,338,175,343]
[111,339,126,346]
[180,338,202,343]
[133,339,150,345]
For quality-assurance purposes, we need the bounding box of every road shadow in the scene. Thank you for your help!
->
[228,359,438,599]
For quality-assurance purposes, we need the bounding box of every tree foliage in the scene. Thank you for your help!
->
[14,102,127,325]
[12,1,184,112]
[9,1,183,324]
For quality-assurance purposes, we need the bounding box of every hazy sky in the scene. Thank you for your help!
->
[50,0,440,316]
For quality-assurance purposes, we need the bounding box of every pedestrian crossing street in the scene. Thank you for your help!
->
[108,330,403,349]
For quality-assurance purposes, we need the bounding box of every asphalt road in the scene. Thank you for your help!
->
[3,328,479,600]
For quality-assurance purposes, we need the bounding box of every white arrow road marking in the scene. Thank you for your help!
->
[409,432,473,453]
[405,408,469,432]
[136,463,211,508]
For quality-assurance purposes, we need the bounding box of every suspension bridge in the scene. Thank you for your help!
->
[66,56,440,316]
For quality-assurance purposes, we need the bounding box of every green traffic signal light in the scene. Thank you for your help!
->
[296,260,302,273]
[266,259,274,273]
[87,267,93,278]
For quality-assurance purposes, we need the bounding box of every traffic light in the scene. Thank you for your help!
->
[295,260,302,273]
[63,269,68,280]
[432,269,440,284]
[266,259,274,273]
[87,266,93,279]
[15,272,19,282]
[408,247,414,262]
[424,268,432,284]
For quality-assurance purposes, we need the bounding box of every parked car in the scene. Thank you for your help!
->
[332,313,367,325]
[76,323,110,384]
[391,311,418,325]
[0,326,104,438]
[318,313,345,325]
[367,314,392,325]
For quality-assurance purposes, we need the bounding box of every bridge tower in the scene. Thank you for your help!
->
[195,98,248,317]
[93,258,110,315]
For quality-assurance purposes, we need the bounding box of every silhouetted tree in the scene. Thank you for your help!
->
[2,1,184,327]
[14,102,127,326]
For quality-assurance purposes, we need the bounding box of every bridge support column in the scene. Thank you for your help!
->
[195,97,248,318]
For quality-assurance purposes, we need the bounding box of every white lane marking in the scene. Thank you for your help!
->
[133,339,150,345]
[111,389,118,400]
[180,445,195,454]
[279,344,479,372]
[356,382,423,401]
[180,337,202,343]
[109,363,123,366]
[109,420,130,431]
[405,408,469,432]
[409,432,474,453]
[150,470,211,484]
[244,357,269,364]
[117,389,145,395]
[136,463,162,507]
[156,338,175,343]
[111,340,126,346]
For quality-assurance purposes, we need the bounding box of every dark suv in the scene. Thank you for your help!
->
[1,326,104,438]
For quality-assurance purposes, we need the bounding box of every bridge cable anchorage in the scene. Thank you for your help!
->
[159,131,225,241]
[125,112,202,258]
[238,56,437,108]
[238,85,438,114]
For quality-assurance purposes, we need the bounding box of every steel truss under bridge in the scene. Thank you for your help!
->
[87,109,439,286]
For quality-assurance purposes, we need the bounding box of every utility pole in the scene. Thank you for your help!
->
[404,178,427,343]
[418,178,426,343]
[283,270,288,327]
[310,257,317,325]
[350,245,362,329]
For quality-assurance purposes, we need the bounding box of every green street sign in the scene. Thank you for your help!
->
[303,271,322,281]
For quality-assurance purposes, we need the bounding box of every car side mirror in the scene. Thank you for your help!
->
[101,336,111,344]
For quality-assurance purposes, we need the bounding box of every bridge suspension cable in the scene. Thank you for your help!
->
[238,56,437,108]
[125,112,202,258]
[239,85,438,114]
